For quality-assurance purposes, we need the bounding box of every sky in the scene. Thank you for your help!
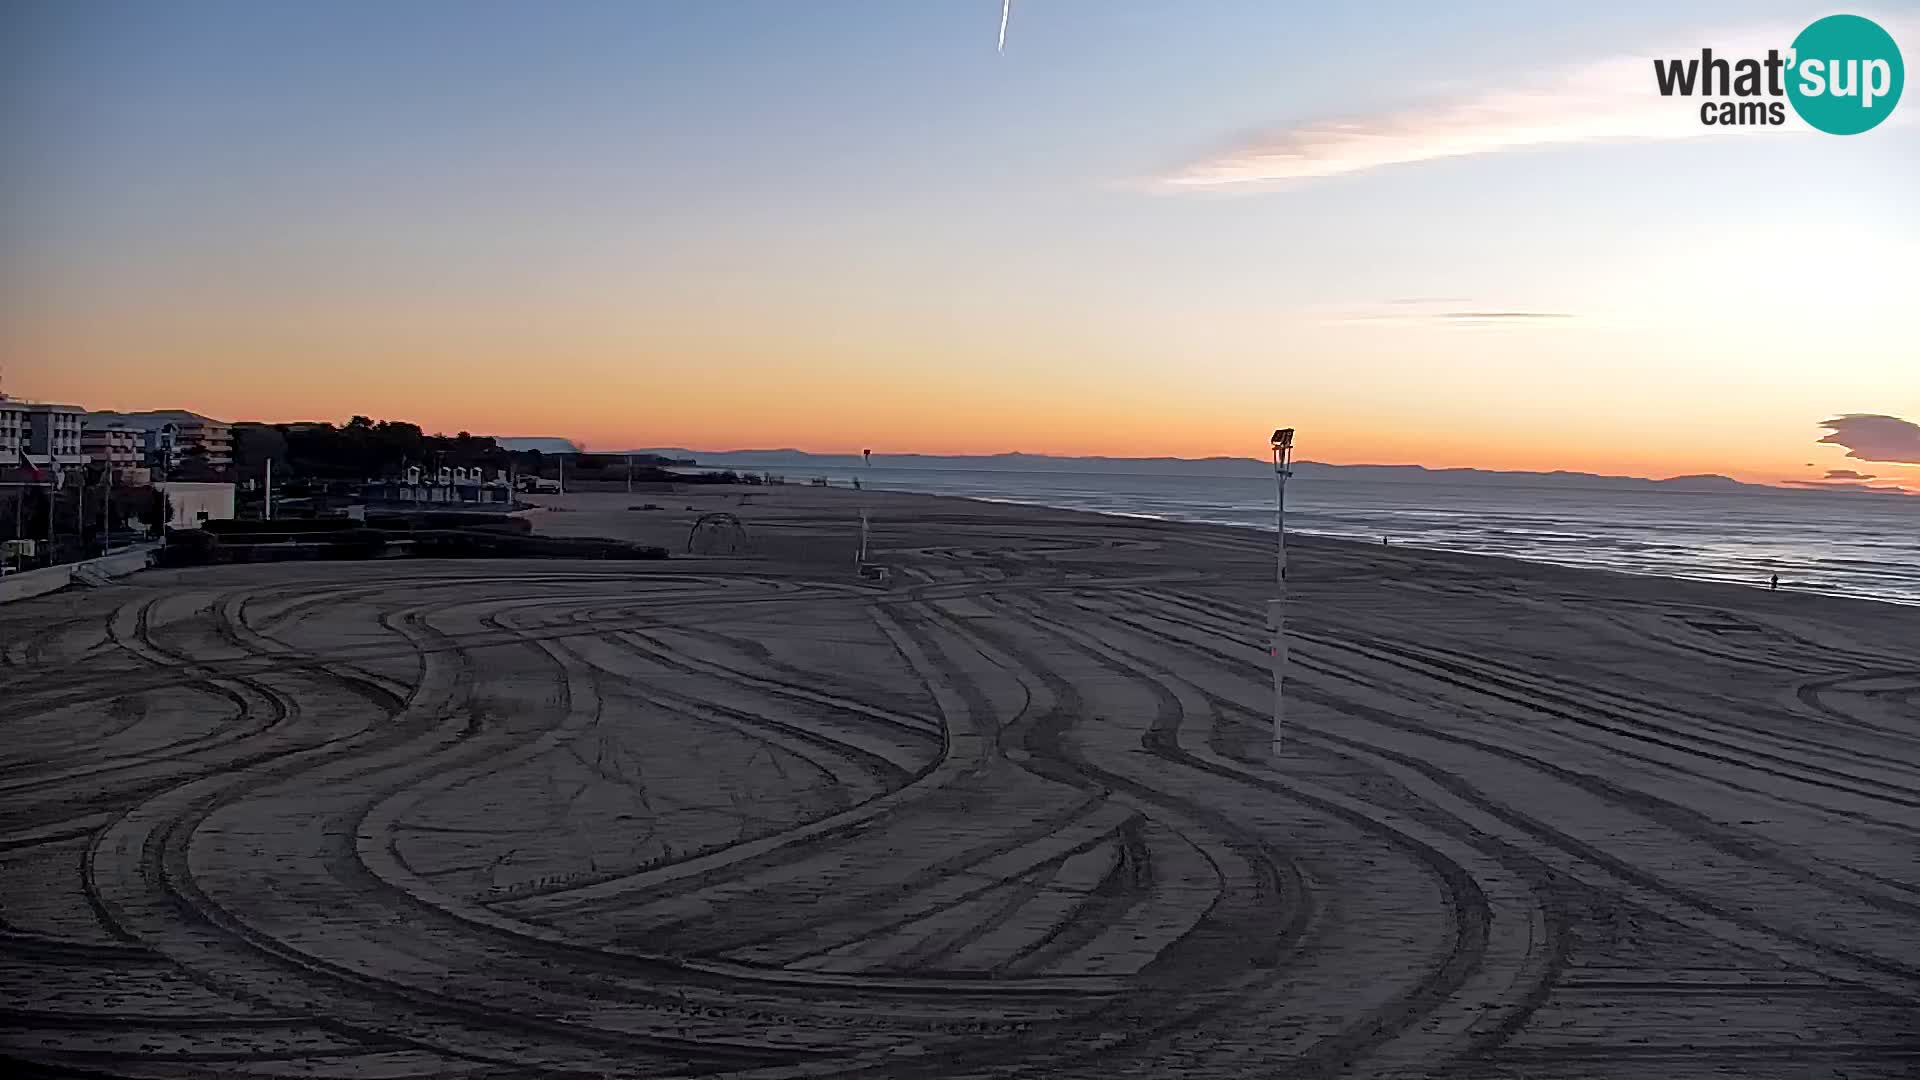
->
[2,0,1916,486]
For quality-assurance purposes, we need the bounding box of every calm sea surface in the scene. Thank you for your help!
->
[716,460,1920,606]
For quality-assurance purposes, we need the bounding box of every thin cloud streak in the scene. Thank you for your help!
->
[1159,27,1811,189]
[1319,301,1579,326]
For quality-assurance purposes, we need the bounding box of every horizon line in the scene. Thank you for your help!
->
[604,446,1915,494]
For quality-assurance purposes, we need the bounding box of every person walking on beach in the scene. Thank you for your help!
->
[1770,573,1779,591]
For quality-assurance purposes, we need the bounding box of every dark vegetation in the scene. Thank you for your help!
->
[235,417,506,480]
[232,418,693,488]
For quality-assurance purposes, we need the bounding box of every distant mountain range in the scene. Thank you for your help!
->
[614,448,1803,494]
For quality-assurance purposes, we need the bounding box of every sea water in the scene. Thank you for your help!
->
[718,460,1920,606]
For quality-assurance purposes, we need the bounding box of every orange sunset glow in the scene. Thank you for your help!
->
[3,2,1915,490]
[4,10,1920,1077]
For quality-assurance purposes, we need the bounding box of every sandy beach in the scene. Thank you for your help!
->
[1,484,1916,1078]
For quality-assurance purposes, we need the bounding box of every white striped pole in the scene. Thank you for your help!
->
[1269,428,1294,758]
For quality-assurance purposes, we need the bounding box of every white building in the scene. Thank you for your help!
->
[153,482,236,529]
[0,397,23,462]
[27,404,85,466]
[1,397,87,470]
[368,466,514,507]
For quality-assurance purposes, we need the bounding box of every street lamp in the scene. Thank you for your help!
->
[1269,427,1294,756]
[857,448,872,565]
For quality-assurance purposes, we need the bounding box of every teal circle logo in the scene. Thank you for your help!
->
[1787,14,1903,134]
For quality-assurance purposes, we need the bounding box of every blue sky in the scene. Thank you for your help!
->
[4,1,1916,480]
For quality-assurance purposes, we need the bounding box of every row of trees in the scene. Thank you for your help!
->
[229,417,688,488]
[232,416,520,481]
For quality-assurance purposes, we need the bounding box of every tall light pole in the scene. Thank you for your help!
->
[857,448,872,565]
[1269,427,1294,757]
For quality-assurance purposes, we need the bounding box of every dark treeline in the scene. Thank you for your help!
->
[233,416,518,481]
[229,416,692,488]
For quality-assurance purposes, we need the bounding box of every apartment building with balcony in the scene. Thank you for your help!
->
[26,403,87,466]
[81,422,144,469]
[2,397,87,469]
[0,397,23,462]
[86,410,234,472]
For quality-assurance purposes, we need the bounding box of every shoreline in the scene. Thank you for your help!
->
[639,458,1920,606]
[531,483,1920,618]
[958,491,1920,608]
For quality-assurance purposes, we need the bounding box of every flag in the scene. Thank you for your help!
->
[15,447,43,483]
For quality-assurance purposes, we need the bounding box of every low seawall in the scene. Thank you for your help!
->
[0,546,153,605]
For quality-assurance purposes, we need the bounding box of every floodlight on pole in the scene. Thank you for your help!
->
[1269,427,1295,757]
[857,448,872,565]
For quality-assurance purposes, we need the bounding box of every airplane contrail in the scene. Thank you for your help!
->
[998,0,1011,52]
